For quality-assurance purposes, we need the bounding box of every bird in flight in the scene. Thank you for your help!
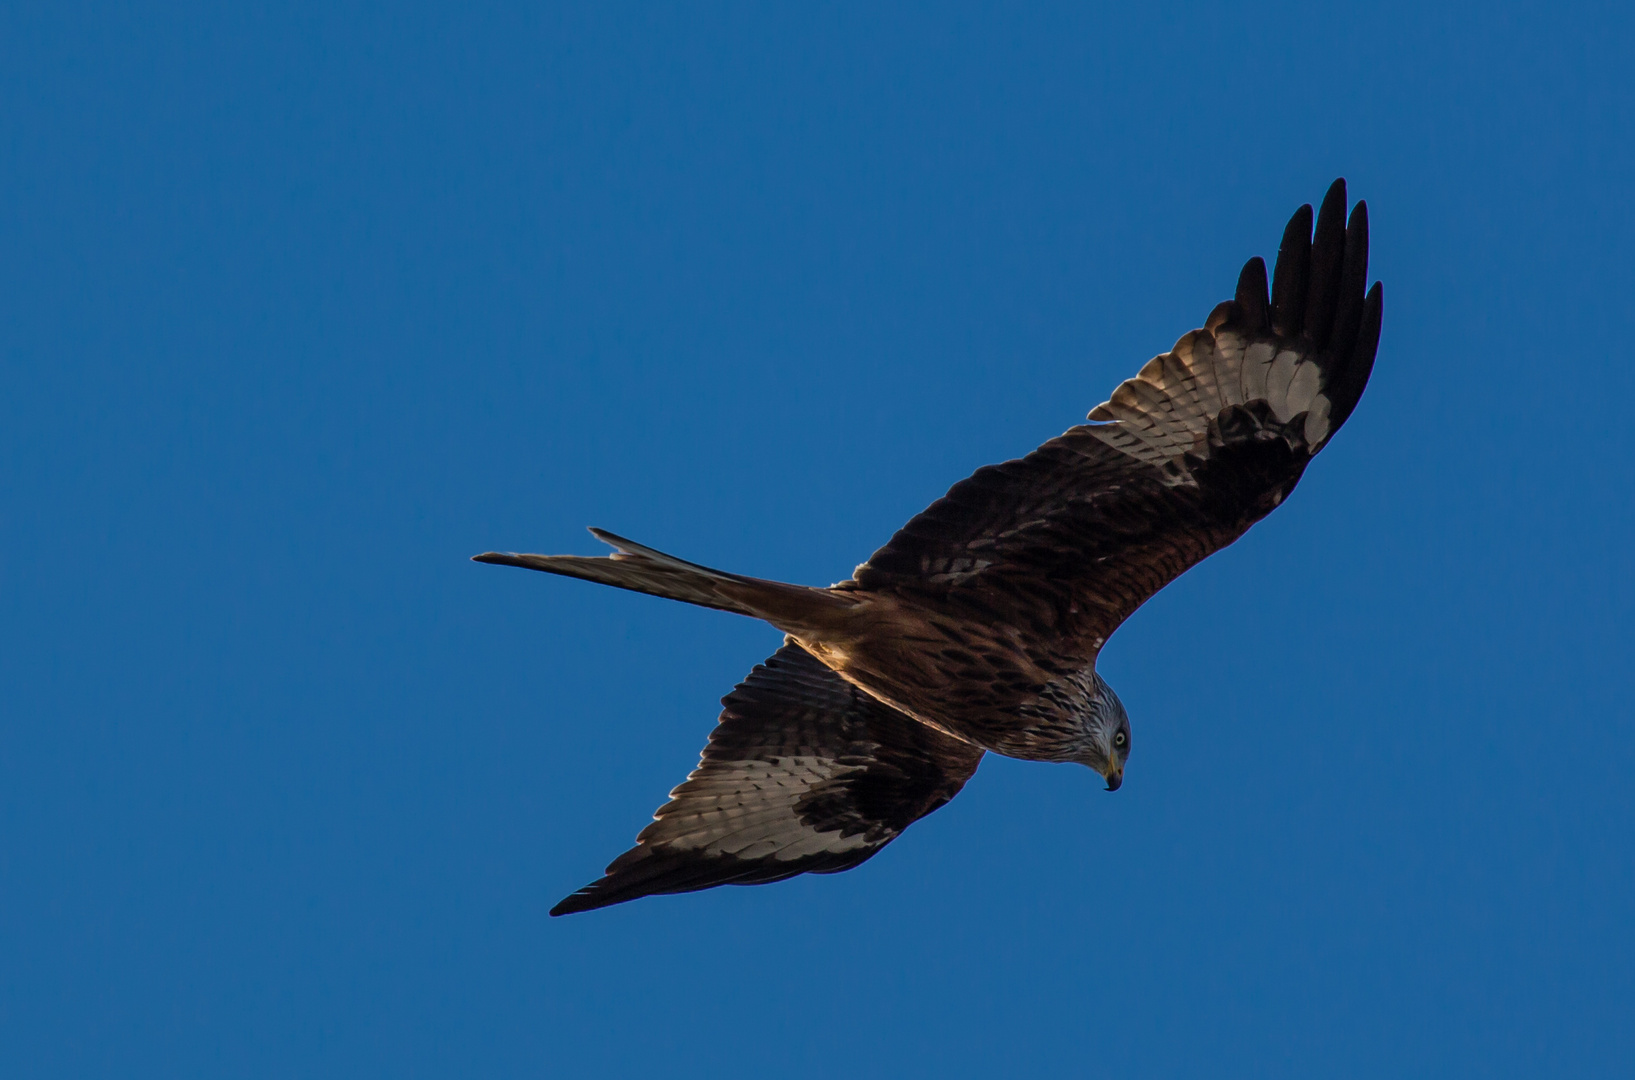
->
[477,180,1382,916]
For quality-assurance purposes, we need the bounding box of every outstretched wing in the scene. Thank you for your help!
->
[551,642,984,916]
[849,179,1382,655]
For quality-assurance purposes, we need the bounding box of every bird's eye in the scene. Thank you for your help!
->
[1113,731,1127,748]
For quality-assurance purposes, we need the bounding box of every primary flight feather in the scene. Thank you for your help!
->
[476,179,1382,916]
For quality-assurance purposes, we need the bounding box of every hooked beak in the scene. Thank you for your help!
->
[1104,764,1123,792]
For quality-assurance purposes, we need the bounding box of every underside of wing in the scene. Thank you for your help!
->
[849,180,1382,651]
[550,642,984,916]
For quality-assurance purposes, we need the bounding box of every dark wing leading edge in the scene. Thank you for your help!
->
[551,643,984,916]
[848,180,1382,656]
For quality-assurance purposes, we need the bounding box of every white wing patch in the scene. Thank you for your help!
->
[1085,317,1335,472]
[654,755,874,859]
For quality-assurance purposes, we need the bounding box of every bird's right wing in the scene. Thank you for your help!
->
[848,180,1381,659]
[550,642,984,916]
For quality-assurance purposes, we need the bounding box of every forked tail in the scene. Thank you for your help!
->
[473,528,857,631]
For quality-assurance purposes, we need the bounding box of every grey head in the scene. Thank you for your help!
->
[1080,672,1131,791]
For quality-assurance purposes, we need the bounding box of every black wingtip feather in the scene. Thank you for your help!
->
[549,848,870,916]
[1328,281,1383,429]
[1359,280,1383,359]
[1329,200,1370,359]
[549,896,584,917]
[1271,203,1313,338]
[1304,180,1349,348]
[1235,256,1269,331]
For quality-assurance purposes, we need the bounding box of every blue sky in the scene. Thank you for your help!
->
[2,3,1631,1076]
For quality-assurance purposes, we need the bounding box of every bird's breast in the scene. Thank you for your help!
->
[792,596,1100,762]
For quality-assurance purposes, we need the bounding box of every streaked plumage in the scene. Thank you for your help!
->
[477,180,1383,916]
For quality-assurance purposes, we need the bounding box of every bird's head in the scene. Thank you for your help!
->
[1080,673,1131,791]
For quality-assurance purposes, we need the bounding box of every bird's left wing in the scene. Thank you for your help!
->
[551,642,984,916]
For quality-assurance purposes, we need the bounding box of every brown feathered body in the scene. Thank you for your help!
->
[710,292,1353,764]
